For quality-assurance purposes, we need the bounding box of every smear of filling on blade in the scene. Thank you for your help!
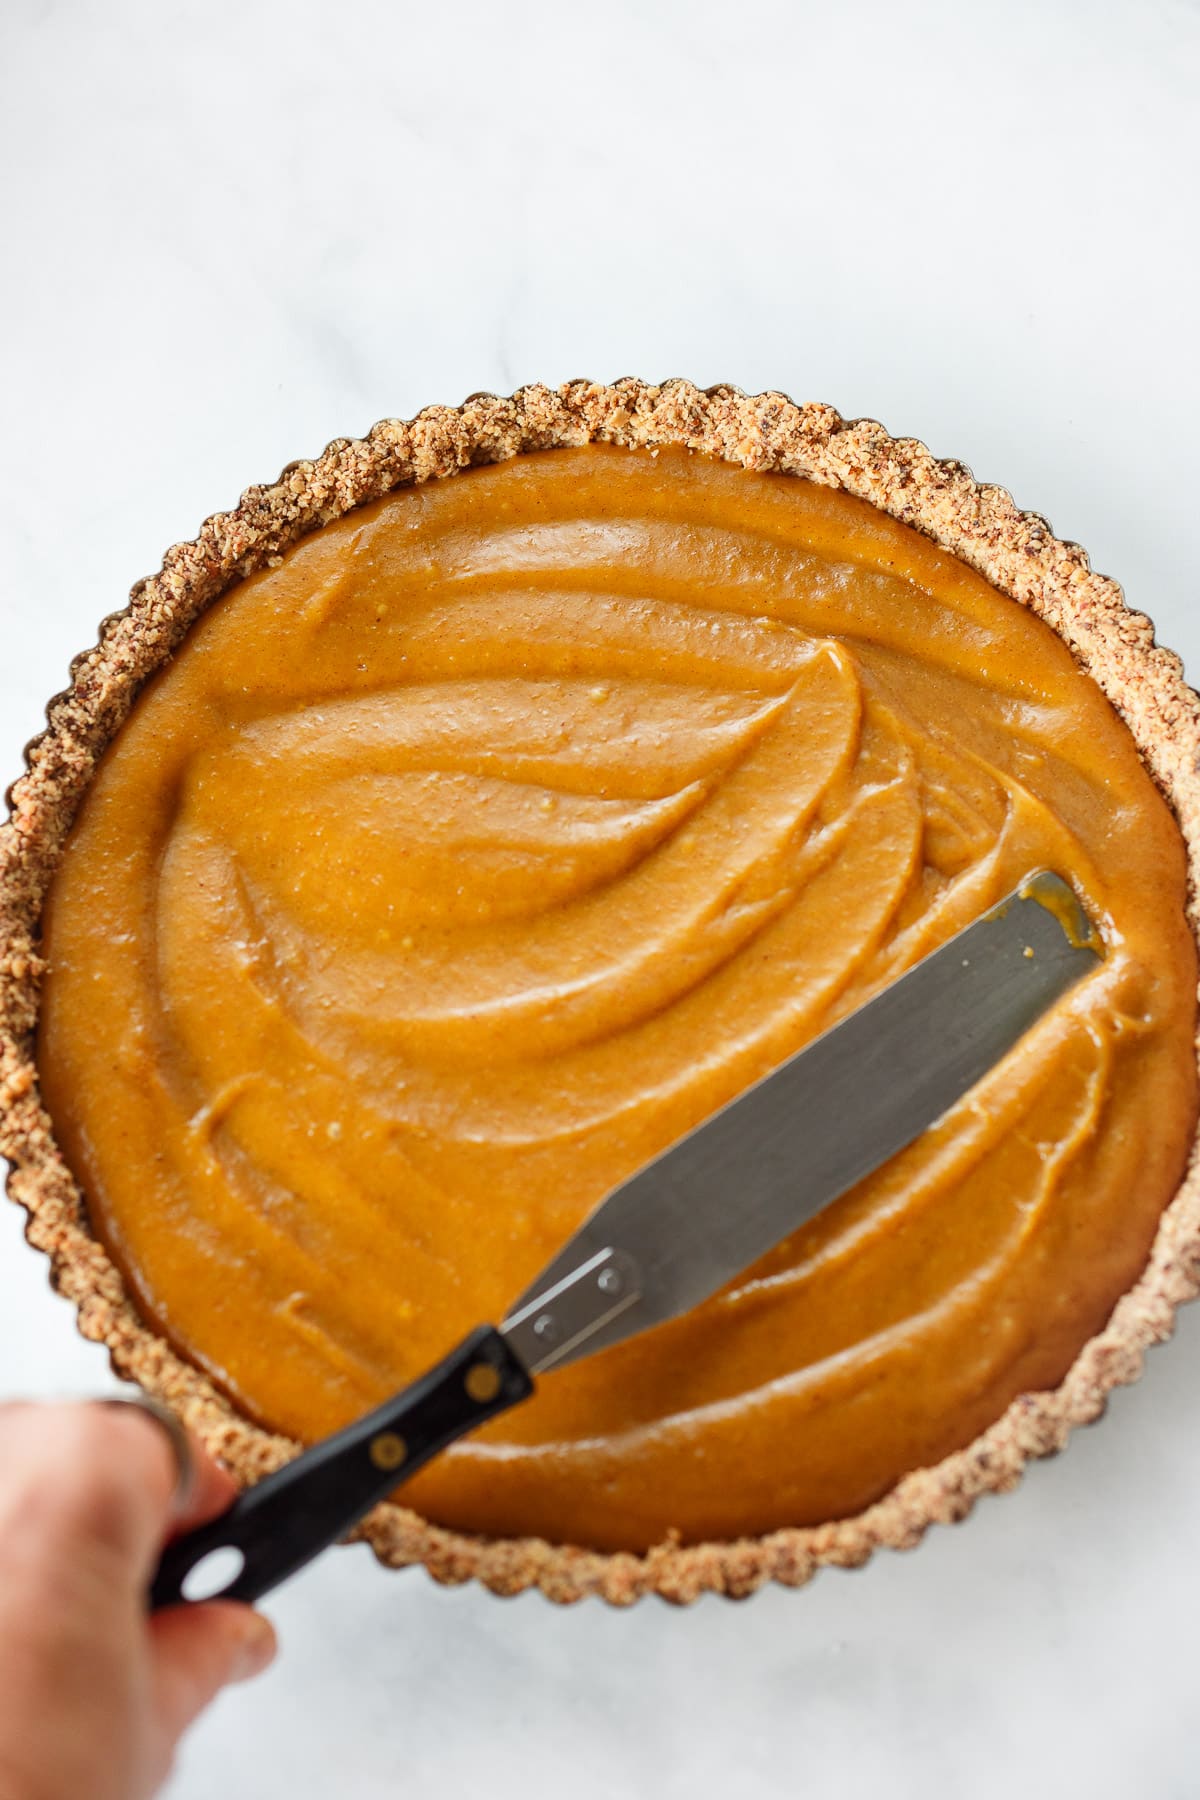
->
[37,445,1198,1552]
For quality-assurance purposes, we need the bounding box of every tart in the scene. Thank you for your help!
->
[3,380,1200,1604]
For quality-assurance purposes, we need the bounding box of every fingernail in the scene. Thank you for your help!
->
[97,1394,196,1514]
[231,1615,277,1683]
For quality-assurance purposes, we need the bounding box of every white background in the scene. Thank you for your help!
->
[3,2,1200,1795]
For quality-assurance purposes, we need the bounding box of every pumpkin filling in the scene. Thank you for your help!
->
[36,444,1197,1553]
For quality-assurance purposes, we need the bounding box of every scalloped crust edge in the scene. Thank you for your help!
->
[3,378,1200,1607]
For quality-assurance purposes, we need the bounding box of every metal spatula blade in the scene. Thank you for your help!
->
[501,869,1100,1373]
[151,868,1099,1608]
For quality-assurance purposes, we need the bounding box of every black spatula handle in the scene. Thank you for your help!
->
[150,1325,533,1610]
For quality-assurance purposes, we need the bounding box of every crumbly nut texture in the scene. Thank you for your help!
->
[3,379,1199,1607]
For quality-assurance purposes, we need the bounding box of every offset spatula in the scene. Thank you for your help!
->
[151,870,1099,1609]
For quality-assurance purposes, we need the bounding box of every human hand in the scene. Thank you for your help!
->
[0,1401,276,1800]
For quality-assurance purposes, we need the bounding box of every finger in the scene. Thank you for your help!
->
[150,1602,277,1740]
[0,1402,179,1578]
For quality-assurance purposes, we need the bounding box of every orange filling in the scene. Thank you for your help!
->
[37,445,1198,1551]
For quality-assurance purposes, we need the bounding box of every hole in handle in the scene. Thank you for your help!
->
[181,1544,246,1602]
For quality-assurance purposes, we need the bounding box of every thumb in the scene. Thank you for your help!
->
[149,1601,277,1741]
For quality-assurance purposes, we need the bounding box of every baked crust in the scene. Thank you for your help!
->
[3,379,1199,1605]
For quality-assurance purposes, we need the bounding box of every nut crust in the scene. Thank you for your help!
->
[3,379,1199,1606]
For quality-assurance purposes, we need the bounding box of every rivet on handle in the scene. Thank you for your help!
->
[464,1363,501,1404]
[369,1432,408,1471]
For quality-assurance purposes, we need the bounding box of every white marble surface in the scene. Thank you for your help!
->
[3,1,1200,1794]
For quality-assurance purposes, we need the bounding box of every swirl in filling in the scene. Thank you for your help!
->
[38,445,1197,1550]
